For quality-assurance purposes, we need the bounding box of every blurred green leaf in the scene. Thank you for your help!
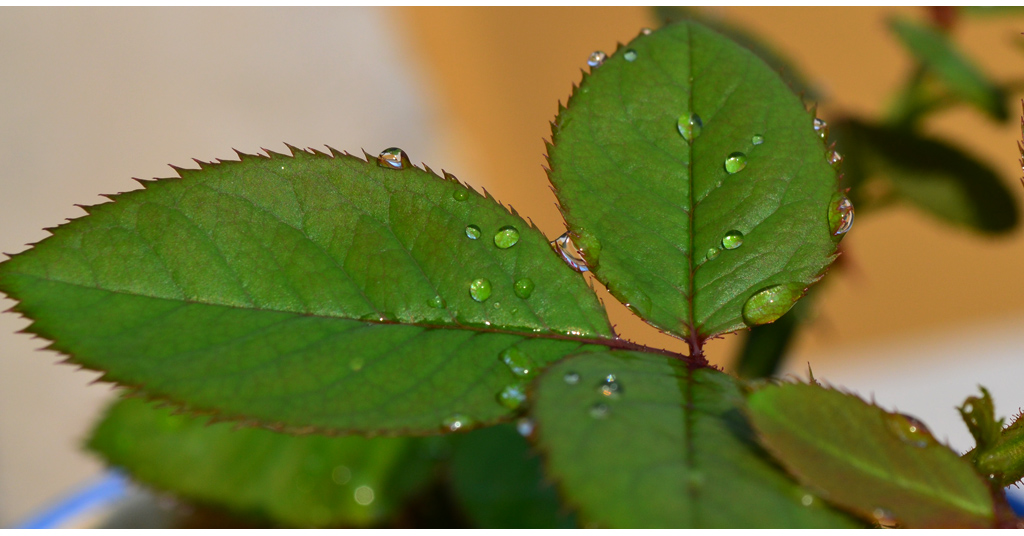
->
[735,294,812,379]
[746,382,996,528]
[529,350,863,528]
[89,397,441,527]
[547,21,842,349]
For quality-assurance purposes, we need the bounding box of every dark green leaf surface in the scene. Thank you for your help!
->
[834,119,1018,233]
[0,148,618,433]
[89,397,440,527]
[746,382,995,528]
[449,423,575,528]
[547,21,841,346]
[529,351,861,528]
[889,17,1008,121]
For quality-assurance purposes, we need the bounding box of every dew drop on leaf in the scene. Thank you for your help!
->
[514,277,535,299]
[516,417,535,437]
[589,403,610,419]
[872,508,897,528]
[453,188,468,201]
[354,485,375,506]
[827,193,854,238]
[469,278,491,302]
[563,371,581,385]
[465,224,481,240]
[587,50,607,67]
[706,247,720,261]
[827,150,843,167]
[497,384,527,409]
[493,225,520,249]
[885,413,935,448]
[813,117,829,140]
[741,283,802,326]
[427,295,446,309]
[724,152,747,174]
[640,27,652,36]
[500,346,537,378]
[801,494,814,507]
[721,230,744,250]
[752,134,765,145]
[349,358,364,372]
[623,49,638,62]
[597,375,623,399]
[442,414,473,432]
[677,113,703,142]
[552,232,589,272]
[377,147,408,169]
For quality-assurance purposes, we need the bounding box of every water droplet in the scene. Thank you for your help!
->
[724,152,747,174]
[587,51,607,67]
[465,224,482,240]
[677,113,703,142]
[552,232,589,272]
[623,49,638,62]
[721,230,743,250]
[332,465,352,485]
[597,375,623,398]
[801,494,814,507]
[427,295,446,309]
[469,278,491,302]
[886,413,934,448]
[640,27,653,36]
[827,193,854,238]
[442,414,473,432]
[872,508,896,527]
[742,283,803,326]
[813,117,828,140]
[493,225,520,249]
[589,403,610,419]
[752,134,765,145]
[516,417,535,437]
[354,485,375,506]
[453,189,468,201]
[514,278,535,299]
[563,371,580,385]
[349,358,364,372]
[492,301,501,309]
[706,247,720,261]
[827,150,842,166]
[497,384,527,409]
[500,346,537,378]
[377,147,408,170]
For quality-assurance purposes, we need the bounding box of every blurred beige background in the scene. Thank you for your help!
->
[1,7,1022,525]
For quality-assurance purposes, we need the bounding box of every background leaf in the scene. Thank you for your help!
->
[88,396,441,527]
[746,382,996,528]
[0,148,620,434]
[529,350,862,528]
[546,21,842,348]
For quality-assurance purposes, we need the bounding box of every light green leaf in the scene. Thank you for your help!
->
[88,396,441,527]
[0,148,622,433]
[746,382,995,528]
[529,350,862,528]
[547,21,842,350]
[889,17,1008,121]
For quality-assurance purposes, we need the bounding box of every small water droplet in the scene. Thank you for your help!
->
[514,278,535,299]
[500,346,537,378]
[469,278,491,302]
[677,113,703,142]
[597,375,623,399]
[552,232,589,272]
[493,225,520,249]
[331,465,352,485]
[563,371,580,385]
[827,149,842,166]
[377,147,408,170]
[587,51,607,67]
[497,384,527,409]
[706,247,720,261]
[349,358,364,372]
[465,224,482,240]
[442,414,473,432]
[354,485,375,506]
[752,134,765,145]
[742,283,803,326]
[493,301,501,309]
[427,295,446,309]
[589,403,610,419]
[827,193,854,238]
[872,508,896,527]
[623,49,638,62]
[724,152,747,174]
[813,118,828,140]
[886,413,934,448]
[453,189,468,201]
[721,230,744,250]
[801,494,814,507]
[516,418,535,437]
[640,27,653,35]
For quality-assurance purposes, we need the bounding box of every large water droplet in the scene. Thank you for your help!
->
[623,49,638,62]
[497,384,527,409]
[500,346,537,378]
[587,51,607,67]
[377,147,408,169]
[742,283,803,326]
[752,134,765,145]
[721,230,744,250]
[453,189,468,201]
[597,375,623,398]
[493,225,520,249]
[724,152,747,174]
[813,118,828,140]
[514,277,535,299]
[677,113,703,142]
[469,278,491,302]
[442,414,473,432]
[886,413,934,448]
[706,247,720,261]
[465,224,481,240]
[589,403,610,419]
[427,295,446,309]
[563,371,580,385]
[354,485,375,505]
[827,193,854,238]
[516,417,535,437]
[552,232,589,272]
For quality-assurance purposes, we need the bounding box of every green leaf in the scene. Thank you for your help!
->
[547,21,842,350]
[834,119,1018,233]
[0,148,622,434]
[960,387,1024,488]
[529,351,862,528]
[888,17,1008,121]
[735,290,814,379]
[449,423,575,528]
[746,382,996,528]
[88,396,441,527]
